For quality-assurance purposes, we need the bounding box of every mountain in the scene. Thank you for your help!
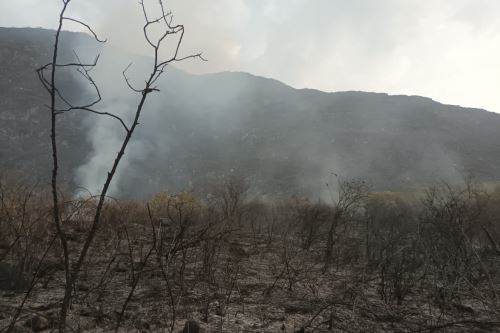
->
[2,27,500,198]
[0,27,91,185]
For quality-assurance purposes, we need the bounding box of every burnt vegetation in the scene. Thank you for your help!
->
[2,1,500,333]
[2,176,500,332]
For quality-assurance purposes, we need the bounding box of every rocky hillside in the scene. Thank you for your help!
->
[0,27,91,185]
[2,27,500,197]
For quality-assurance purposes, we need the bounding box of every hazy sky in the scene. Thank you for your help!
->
[3,0,500,112]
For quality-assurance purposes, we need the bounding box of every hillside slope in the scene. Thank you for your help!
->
[2,27,500,197]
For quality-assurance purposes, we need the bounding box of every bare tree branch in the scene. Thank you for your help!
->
[122,63,143,93]
[62,17,107,42]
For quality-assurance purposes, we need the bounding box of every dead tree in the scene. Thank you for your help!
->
[324,178,369,271]
[215,176,250,225]
[36,0,204,331]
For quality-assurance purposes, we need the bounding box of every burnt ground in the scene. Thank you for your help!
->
[1,226,500,333]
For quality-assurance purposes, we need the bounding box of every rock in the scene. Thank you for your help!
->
[30,302,60,312]
[133,261,145,271]
[80,306,98,317]
[24,315,50,332]
[137,318,150,330]
[228,243,249,258]
[77,283,90,292]
[36,259,65,278]
[64,232,80,242]
[452,302,475,314]
[128,304,140,312]
[0,263,29,291]
[45,310,59,322]
[75,317,96,332]
[215,305,225,317]
[11,323,30,333]
[182,320,200,333]
[294,328,305,333]
[114,262,128,273]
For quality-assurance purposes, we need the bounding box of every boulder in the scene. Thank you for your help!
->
[0,263,29,291]
[182,320,200,333]
[77,283,90,292]
[11,323,30,333]
[24,315,50,332]
[114,262,128,273]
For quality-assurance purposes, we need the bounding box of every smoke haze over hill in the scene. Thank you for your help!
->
[2,28,500,199]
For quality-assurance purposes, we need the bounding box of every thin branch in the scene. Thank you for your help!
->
[62,17,107,42]
[53,62,100,67]
[60,107,130,133]
[173,53,207,62]
[122,63,142,93]
[158,0,174,29]
[73,51,102,108]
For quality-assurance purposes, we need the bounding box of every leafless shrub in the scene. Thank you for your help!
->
[363,192,425,305]
[0,177,51,289]
[212,176,250,226]
[324,178,370,271]
[419,181,500,311]
[287,197,330,251]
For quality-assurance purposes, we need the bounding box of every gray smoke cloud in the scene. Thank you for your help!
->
[70,40,159,195]
[70,41,468,199]
[3,0,494,198]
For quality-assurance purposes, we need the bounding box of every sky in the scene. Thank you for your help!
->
[2,0,500,112]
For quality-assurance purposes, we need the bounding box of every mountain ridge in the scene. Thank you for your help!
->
[2,27,500,198]
[2,27,494,112]
[197,69,496,116]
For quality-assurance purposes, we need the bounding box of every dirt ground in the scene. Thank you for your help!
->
[2,227,500,333]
